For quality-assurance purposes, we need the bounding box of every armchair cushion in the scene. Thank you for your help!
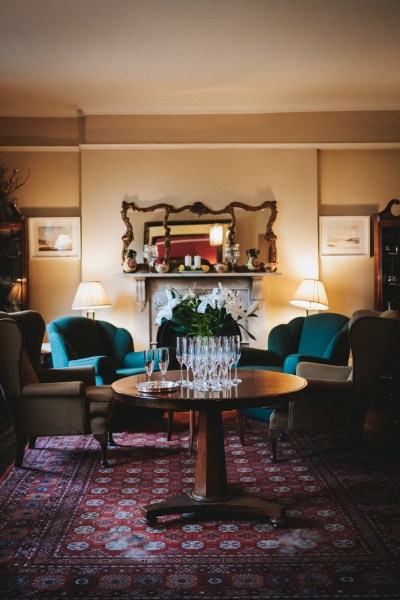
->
[69,356,116,385]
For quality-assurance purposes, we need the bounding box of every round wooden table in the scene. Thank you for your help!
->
[111,369,307,525]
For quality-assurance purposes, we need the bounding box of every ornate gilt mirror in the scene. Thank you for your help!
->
[121,199,278,272]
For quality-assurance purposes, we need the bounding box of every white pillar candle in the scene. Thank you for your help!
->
[194,255,201,269]
[184,255,192,267]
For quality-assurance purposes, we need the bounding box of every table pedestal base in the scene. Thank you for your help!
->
[141,489,285,525]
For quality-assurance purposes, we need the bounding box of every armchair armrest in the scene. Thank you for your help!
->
[284,354,346,375]
[22,381,85,397]
[297,362,352,381]
[38,366,96,386]
[69,356,116,385]
[122,350,146,370]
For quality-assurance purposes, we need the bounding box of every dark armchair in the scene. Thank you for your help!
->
[47,316,146,385]
[268,310,399,461]
[0,311,114,468]
[239,312,350,422]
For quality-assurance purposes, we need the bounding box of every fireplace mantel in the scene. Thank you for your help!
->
[123,271,281,303]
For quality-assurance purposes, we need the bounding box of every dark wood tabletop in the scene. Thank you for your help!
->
[111,369,307,526]
[112,369,307,411]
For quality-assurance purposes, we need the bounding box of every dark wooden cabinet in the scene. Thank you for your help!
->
[373,199,400,312]
[0,204,29,312]
[371,199,400,444]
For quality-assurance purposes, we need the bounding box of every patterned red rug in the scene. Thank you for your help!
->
[0,412,399,599]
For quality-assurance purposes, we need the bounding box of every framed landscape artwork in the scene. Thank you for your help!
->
[319,216,370,256]
[29,217,81,259]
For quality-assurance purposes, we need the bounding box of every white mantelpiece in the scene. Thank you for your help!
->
[122,271,280,344]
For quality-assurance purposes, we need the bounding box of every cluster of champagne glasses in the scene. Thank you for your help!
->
[176,335,241,391]
[143,347,169,385]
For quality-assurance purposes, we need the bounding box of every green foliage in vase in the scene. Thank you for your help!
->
[156,283,260,338]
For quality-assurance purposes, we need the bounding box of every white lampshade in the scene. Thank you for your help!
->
[72,281,111,318]
[209,224,224,246]
[7,279,22,309]
[290,279,329,313]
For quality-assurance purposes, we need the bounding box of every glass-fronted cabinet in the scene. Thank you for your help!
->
[0,204,29,312]
[373,199,400,311]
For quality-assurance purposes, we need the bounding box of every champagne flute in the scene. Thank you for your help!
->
[232,335,242,385]
[158,347,169,385]
[176,337,185,384]
[143,349,155,385]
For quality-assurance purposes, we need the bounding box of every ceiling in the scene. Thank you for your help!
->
[1,0,400,117]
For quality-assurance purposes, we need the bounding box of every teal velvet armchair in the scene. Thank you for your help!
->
[47,316,146,385]
[239,312,350,421]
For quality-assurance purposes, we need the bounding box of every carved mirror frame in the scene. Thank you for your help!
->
[121,199,278,270]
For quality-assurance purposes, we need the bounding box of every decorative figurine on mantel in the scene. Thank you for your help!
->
[246,248,262,271]
[123,249,137,273]
[155,261,170,274]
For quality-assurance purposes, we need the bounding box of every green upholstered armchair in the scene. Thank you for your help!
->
[239,312,350,421]
[47,316,146,385]
[0,311,114,468]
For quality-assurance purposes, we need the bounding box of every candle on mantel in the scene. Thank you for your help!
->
[194,255,201,269]
[184,255,192,267]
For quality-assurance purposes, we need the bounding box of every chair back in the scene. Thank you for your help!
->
[297,312,349,363]
[350,314,398,394]
[0,310,45,372]
[47,316,134,368]
[268,316,304,359]
[0,318,24,398]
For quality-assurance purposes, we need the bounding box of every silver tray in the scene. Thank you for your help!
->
[136,380,179,393]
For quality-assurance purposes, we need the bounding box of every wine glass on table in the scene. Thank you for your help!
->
[143,349,155,386]
[158,347,169,385]
[176,337,186,384]
[232,335,242,385]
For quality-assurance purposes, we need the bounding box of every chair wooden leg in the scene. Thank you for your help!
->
[15,435,27,468]
[108,431,117,446]
[237,409,245,445]
[268,430,281,463]
[189,410,196,453]
[93,433,109,468]
[29,437,37,449]
[167,410,173,441]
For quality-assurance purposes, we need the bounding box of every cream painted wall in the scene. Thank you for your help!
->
[2,140,400,350]
[319,149,400,316]
[81,148,317,350]
[0,149,81,326]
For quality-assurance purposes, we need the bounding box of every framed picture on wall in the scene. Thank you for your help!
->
[29,217,81,259]
[319,216,370,256]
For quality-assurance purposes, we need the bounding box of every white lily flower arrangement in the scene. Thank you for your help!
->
[155,283,260,338]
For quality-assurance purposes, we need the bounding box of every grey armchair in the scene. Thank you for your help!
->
[268,310,399,462]
[0,311,114,468]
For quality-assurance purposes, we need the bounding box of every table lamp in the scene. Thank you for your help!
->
[290,278,329,315]
[7,279,22,311]
[72,281,111,319]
